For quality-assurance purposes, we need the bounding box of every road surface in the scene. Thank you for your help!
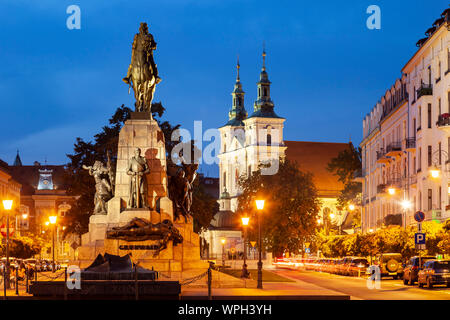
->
[273,267,450,300]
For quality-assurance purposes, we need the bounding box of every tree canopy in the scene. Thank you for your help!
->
[237,159,320,256]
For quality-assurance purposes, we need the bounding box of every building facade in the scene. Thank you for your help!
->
[360,8,450,232]
[8,154,79,261]
[0,159,21,236]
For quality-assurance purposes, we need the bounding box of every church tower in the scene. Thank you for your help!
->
[243,48,286,175]
[218,58,248,211]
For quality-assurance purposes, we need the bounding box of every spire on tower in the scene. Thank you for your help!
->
[13,150,22,166]
[223,55,247,127]
[262,42,266,71]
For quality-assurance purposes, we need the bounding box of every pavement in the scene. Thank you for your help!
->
[181,271,350,300]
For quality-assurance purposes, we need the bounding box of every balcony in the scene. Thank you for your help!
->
[376,149,391,164]
[385,142,402,157]
[416,84,433,99]
[405,138,416,152]
[436,113,450,132]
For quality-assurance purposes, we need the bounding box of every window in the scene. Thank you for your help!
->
[413,156,416,173]
[223,172,226,188]
[439,98,442,116]
[428,189,432,211]
[223,143,226,153]
[418,148,422,171]
[248,165,251,177]
[428,104,432,128]
[419,191,422,210]
[413,118,416,138]
[267,134,271,146]
[418,106,422,129]
[439,186,442,209]
[439,142,442,165]
[428,145,432,167]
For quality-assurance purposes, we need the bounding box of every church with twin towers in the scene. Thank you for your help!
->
[202,49,353,258]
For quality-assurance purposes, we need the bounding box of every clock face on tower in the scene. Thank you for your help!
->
[38,169,54,190]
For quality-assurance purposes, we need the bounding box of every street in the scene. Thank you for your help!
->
[273,267,450,300]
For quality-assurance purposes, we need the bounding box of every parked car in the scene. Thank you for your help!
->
[403,256,436,285]
[374,253,404,279]
[418,260,450,288]
[346,258,370,277]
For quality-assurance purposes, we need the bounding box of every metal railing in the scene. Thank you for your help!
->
[386,142,402,153]
[405,137,416,149]
[437,113,450,127]
[417,84,433,99]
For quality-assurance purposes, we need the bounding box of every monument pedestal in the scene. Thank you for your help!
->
[76,117,208,275]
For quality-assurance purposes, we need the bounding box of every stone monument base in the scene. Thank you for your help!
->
[76,211,209,276]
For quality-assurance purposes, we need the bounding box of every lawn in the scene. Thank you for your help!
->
[220,269,295,282]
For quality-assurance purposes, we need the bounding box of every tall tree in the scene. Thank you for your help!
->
[327,143,362,220]
[237,159,320,256]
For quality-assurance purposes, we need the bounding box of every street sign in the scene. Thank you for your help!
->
[305,248,311,254]
[305,242,310,248]
[415,244,426,250]
[415,233,426,245]
[0,224,14,237]
[414,211,425,223]
[250,241,257,247]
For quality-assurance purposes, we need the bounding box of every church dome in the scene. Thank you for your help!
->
[210,210,238,229]
[220,188,231,199]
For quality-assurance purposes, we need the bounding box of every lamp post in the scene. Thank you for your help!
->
[49,214,57,272]
[255,199,265,289]
[2,199,13,289]
[221,238,226,267]
[241,216,250,277]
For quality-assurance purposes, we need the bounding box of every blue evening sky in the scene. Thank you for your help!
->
[0,0,448,176]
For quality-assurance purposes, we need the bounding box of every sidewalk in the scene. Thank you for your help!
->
[181,272,350,300]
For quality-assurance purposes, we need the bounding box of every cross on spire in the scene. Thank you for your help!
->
[236,55,240,81]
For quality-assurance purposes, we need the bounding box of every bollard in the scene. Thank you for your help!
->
[3,266,6,300]
[64,267,68,300]
[15,267,18,295]
[134,264,139,301]
[26,267,29,293]
[208,262,213,300]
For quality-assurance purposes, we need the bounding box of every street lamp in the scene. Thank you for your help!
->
[2,199,13,290]
[401,200,412,228]
[49,214,57,272]
[348,204,355,211]
[255,198,265,289]
[241,216,250,278]
[388,187,396,195]
[430,166,440,179]
[221,238,226,267]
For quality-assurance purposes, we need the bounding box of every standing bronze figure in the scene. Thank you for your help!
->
[83,160,114,215]
[167,157,198,222]
[123,22,161,113]
[127,148,150,209]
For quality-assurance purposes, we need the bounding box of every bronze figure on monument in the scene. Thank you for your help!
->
[82,158,114,215]
[106,218,183,257]
[127,147,150,209]
[123,22,161,114]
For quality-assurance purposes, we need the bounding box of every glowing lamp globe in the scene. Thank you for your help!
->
[255,199,265,210]
[2,199,13,210]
